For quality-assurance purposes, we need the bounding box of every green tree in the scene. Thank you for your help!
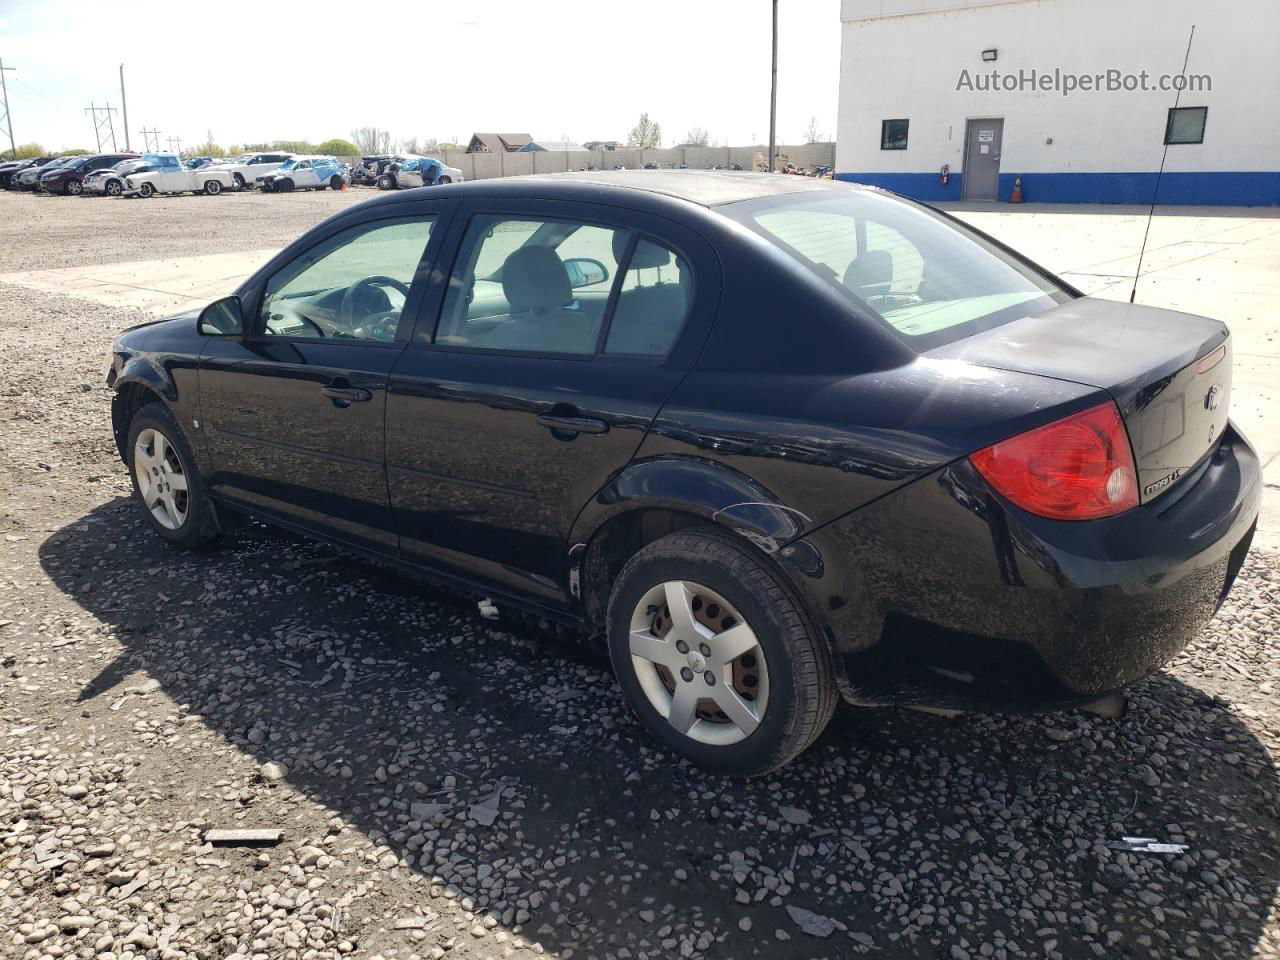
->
[11,143,47,159]
[317,138,360,156]
[59,148,90,156]
[628,113,662,149]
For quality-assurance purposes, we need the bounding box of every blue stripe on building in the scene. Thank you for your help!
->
[836,171,1280,205]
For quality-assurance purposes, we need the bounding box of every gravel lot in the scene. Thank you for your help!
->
[1,190,1277,960]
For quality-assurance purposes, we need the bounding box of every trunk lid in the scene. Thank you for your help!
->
[931,297,1231,504]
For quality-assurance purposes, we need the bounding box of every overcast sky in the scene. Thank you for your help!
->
[0,1,841,153]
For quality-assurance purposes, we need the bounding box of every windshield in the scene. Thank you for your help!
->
[722,189,1072,350]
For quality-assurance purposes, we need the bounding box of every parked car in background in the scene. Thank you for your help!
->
[206,152,293,190]
[38,152,139,195]
[122,153,235,197]
[104,171,1258,774]
[185,157,218,170]
[256,155,347,192]
[84,158,149,197]
[351,155,394,186]
[13,156,75,191]
[1,156,57,189]
[379,155,463,190]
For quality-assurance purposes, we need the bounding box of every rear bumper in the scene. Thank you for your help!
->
[784,423,1261,711]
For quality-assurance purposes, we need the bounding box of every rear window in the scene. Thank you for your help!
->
[722,188,1071,350]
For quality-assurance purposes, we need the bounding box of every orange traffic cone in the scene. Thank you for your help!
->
[1010,176,1024,203]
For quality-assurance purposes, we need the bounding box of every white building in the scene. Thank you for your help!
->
[835,0,1280,204]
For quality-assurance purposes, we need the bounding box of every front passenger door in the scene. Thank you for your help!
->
[198,210,448,553]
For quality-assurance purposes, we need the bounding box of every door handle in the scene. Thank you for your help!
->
[322,385,372,404]
[536,414,609,435]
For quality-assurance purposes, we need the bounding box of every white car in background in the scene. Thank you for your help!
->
[255,155,348,192]
[206,151,294,190]
[379,155,464,189]
[121,153,236,197]
[84,158,147,197]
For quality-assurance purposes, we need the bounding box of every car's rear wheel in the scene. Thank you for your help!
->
[377,174,395,190]
[105,180,123,197]
[437,175,452,184]
[65,178,82,195]
[127,404,219,549]
[203,179,222,195]
[232,173,246,191]
[607,528,837,776]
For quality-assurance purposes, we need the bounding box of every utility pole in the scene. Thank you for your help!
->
[768,0,778,173]
[84,103,119,152]
[119,64,130,151]
[139,127,160,152]
[165,135,183,154]
[0,58,15,161]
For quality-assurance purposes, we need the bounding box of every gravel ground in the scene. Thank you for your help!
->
[1,193,1278,960]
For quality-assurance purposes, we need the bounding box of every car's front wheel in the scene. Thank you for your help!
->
[126,404,219,548]
[105,180,123,197]
[137,182,154,198]
[437,175,452,184]
[607,528,837,776]
[377,174,396,190]
[65,178,83,195]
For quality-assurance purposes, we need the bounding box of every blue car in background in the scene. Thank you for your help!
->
[256,155,348,192]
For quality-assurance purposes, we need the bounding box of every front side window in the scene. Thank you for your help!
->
[1165,106,1207,145]
[725,189,1070,350]
[435,216,626,355]
[881,119,909,150]
[259,217,435,342]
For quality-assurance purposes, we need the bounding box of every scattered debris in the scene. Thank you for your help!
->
[1106,836,1190,854]
[778,805,811,826]
[477,598,499,620]
[204,828,283,846]
[470,791,502,826]
[786,905,835,938]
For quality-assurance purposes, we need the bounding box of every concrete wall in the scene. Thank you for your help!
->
[836,0,1280,203]
[424,143,835,180]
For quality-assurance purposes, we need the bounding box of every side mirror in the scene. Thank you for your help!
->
[197,295,245,336]
[563,257,609,289]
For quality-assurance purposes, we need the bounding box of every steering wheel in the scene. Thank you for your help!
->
[338,275,411,330]
[350,310,402,341]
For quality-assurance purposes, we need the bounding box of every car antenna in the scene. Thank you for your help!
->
[1130,24,1196,304]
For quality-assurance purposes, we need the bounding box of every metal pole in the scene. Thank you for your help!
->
[0,58,15,160]
[87,103,102,151]
[768,0,778,173]
[119,64,130,151]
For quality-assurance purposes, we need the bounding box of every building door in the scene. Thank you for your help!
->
[962,119,1003,200]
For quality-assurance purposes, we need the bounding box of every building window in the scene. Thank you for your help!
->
[1165,107,1207,145]
[880,119,909,150]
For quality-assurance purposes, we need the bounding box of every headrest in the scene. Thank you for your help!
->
[612,233,673,270]
[502,246,572,312]
[843,249,893,291]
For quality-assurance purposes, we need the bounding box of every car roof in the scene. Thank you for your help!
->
[359,170,874,214]
[496,170,860,206]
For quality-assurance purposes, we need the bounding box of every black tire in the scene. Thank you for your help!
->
[232,173,246,191]
[105,179,123,197]
[203,179,222,195]
[137,182,154,198]
[437,175,452,184]
[65,178,83,195]
[377,173,395,190]
[125,404,220,549]
[606,527,837,776]
[329,175,344,190]
[277,178,294,193]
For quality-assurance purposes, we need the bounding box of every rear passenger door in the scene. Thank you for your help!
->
[386,198,719,608]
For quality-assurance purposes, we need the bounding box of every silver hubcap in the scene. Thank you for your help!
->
[133,428,189,530]
[629,580,770,746]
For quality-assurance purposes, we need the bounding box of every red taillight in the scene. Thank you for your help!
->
[969,401,1138,520]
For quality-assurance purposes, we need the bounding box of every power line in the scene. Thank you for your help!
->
[165,136,183,154]
[0,58,15,160]
[119,64,130,152]
[84,102,119,152]
[139,127,161,152]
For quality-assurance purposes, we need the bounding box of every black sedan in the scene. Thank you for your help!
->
[106,171,1259,775]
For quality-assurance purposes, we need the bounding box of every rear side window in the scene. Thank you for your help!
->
[727,190,1070,350]
[605,239,692,356]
